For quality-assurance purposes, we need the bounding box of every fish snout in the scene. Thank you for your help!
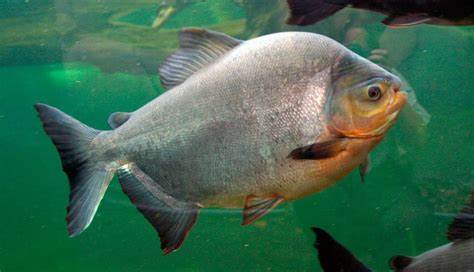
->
[386,90,407,116]
[390,75,402,92]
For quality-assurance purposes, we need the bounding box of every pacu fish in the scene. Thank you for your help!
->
[286,0,474,27]
[35,28,406,253]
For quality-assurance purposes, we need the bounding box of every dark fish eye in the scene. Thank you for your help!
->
[367,86,382,100]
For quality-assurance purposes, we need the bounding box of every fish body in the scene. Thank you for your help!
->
[35,29,406,253]
[287,0,474,27]
[110,32,389,207]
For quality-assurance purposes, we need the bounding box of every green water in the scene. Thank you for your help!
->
[0,1,472,271]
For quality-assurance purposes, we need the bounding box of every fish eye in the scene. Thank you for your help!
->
[367,85,382,101]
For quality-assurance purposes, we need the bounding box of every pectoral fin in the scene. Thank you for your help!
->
[382,14,432,27]
[117,163,200,254]
[242,194,284,226]
[359,155,370,183]
[389,255,414,271]
[288,139,347,160]
[107,112,131,129]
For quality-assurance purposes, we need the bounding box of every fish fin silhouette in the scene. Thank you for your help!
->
[288,139,347,160]
[286,0,345,26]
[242,194,284,226]
[382,14,432,27]
[35,103,116,237]
[359,155,370,183]
[117,163,200,254]
[159,28,243,89]
[447,190,474,241]
[107,112,132,129]
[312,227,372,272]
[389,255,414,271]
[324,0,351,4]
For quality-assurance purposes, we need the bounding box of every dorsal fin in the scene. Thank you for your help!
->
[159,28,243,89]
[447,190,474,241]
[107,112,131,129]
[312,227,372,272]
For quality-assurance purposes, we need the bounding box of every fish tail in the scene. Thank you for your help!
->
[286,0,346,26]
[34,103,115,237]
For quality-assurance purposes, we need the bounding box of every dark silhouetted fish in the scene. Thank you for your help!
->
[286,0,474,27]
[35,28,406,254]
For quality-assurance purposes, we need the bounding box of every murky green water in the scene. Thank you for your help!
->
[0,1,472,271]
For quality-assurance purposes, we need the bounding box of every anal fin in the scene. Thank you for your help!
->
[242,194,284,226]
[117,163,199,254]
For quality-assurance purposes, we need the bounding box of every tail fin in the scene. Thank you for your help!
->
[34,103,115,237]
[286,0,346,26]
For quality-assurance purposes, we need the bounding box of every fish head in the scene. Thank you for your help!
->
[327,53,407,139]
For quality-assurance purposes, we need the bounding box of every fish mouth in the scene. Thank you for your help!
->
[386,89,407,116]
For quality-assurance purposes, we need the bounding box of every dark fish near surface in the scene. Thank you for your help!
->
[311,191,474,272]
[286,0,474,27]
[35,28,406,254]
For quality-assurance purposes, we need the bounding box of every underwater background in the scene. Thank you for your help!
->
[0,0,472,271]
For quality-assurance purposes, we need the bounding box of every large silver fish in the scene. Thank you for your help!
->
[35,28,406,253]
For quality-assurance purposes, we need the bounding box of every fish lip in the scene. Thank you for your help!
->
[386,90,407,115]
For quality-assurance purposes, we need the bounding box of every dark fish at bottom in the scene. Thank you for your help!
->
[286,0,474,27]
